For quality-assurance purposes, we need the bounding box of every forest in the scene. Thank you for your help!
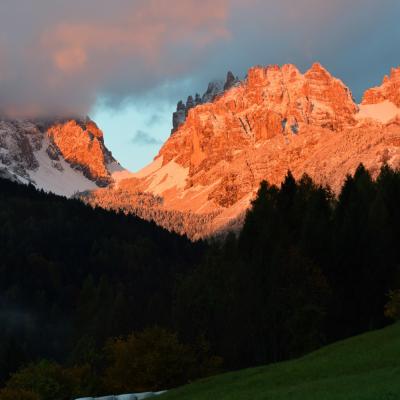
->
[79,186,222,240]
[1,164,400,399]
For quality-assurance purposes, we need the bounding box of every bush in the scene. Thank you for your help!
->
[103,327,221,393]
[4,360,88,400]
[0,388,40,400]
[385,290,400,321]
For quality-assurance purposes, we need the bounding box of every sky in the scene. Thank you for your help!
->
[0,0,399,171]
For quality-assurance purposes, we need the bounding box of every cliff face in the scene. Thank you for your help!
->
[161,63,358,171]
[47,119,115,186]
[83,63,400,238]
[363,67,400,107]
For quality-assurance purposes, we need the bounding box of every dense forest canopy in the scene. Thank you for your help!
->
[1,164,400,398]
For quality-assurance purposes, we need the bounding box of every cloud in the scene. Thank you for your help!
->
[131,130,163,146]
[0,0,399,117]
[146,113,163,127]
[53,46,87,73]
[0,0,230,117]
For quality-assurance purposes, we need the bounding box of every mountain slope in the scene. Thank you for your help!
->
[161,323,400,400]
[85,63,400,238]
[0,117,123,196]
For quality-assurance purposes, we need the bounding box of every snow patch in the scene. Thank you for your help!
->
[112,169,135,183]
[140,158,189,195]
[74,390,166,400]
[109,160,134,183]
[357,100,400,124]
[28,137,99,197]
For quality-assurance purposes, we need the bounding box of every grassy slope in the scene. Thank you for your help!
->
[162,323,400,400]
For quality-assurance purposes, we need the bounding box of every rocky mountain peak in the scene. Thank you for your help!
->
[171,70,240,134]
[170,62,356,138]
[362,66,400,107]
[164,63,358,168]
[91,62,400,239]
[201,80,224,104]
[47,118,114,186]
[307,61,330,74]
[224,71,240,91]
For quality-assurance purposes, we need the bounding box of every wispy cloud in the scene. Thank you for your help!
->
[146,113,163,127]
[131,130,163,146]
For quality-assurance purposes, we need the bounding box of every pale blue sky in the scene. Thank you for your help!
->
[91,99,175,171]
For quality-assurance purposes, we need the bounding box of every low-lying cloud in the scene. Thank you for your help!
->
[0,0,399,117]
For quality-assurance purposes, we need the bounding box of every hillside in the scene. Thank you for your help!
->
[161,323,400,400]
[0,177,204,386]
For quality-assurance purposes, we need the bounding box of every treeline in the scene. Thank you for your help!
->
[81,188,221,240]
[1,165,400,398]
[175,165,400,368]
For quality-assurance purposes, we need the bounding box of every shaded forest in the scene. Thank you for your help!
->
[0,178,206,395]
[1,164,400,398]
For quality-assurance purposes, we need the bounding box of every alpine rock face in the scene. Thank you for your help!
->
[0,118,123,196]
[83,63,400,239]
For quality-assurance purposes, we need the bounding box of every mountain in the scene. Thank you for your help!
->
[0,117,124,196]
[83,63,400,239]
[2,63,400,239]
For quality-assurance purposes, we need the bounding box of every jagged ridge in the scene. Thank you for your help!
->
[171,71,240,134]
[86,63,400,239]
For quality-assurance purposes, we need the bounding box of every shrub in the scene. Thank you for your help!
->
[385,290,400,321]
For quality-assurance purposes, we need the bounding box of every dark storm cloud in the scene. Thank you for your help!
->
[131,130,163,146]
[0,0,399,117]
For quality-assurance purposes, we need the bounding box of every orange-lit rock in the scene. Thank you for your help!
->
[47,119,113,185]
[85,64,400,239]
[363,67,400,107]
[158,63,358,173]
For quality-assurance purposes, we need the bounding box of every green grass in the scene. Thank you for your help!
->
[161,323,400,400]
